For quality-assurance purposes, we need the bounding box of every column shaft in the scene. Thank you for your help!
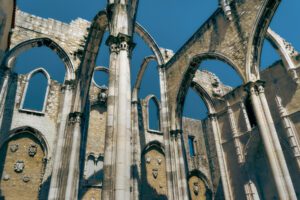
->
[248,83,296,199]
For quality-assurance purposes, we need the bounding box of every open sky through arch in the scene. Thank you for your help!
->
[17,0,300,119]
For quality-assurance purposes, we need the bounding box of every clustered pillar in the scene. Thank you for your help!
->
[102,2,136,200]
[246,81,297,200]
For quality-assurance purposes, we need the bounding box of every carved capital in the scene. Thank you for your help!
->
[170,129,182,138]
[62,79,76,91]
[69,112,83,124]
[208,113,218,121]
[105,33,135,54]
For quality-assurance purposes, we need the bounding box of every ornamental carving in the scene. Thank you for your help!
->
[2,173,10,181]
[193,182,199,195]
[10,144,19,152]
[152,168,158,179]
[98,90,107,105]
[146,157,151,163]
[14,160,25,173]
[28,144,37,157]
[22,176,30,183]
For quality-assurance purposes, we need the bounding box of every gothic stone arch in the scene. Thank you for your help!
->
[164,0,281,130]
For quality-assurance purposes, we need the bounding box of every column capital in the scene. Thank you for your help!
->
[208,113,218,121]
[68,112,83,124]
[62,79,76,91]
[244,80,266,95]
[105,33,136,54]
[170,129,182,138]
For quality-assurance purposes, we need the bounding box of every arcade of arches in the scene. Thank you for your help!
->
[0,0,300,199]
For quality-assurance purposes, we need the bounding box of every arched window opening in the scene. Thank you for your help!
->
[22,70,49,112]
[148,97,160,131]
[85,155,95,179]
[188,135,196,157]
[93,69,109,88]
[14,46,66,83]
[84,155,103,185]
[138,60,160,99]
[260,39,281,70]
[183,88,207,120]
[200,60,243,88]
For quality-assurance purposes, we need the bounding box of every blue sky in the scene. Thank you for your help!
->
[16,0,300,119]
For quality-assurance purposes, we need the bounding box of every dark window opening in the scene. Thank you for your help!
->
[188,136,196,157]
[245,97,257,128]
[148,98,160,131]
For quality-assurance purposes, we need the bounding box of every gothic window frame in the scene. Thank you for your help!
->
[145,94,162,134]
[188,135,196,157]
[19,67,51,115]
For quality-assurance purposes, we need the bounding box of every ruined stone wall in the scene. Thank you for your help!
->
[80,82,107,200]
[0,71,64,199]
[182,118,211,181]
[140,98,164,146]
[11,10,90,69]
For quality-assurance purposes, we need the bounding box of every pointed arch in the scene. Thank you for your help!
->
[175,53,241,128]
[266,28,298,70]
[2,37,75,81]
[245,0,281,81]
[0,126,50,159]
[145,94,161,132]
[20,67,50,113]
[142,140,165,156]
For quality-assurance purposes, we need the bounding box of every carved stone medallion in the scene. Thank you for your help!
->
[28,144,37,157]
[22,176,30,183]
[2,173,10,181]
[10,144,19,152]
[193,182,199,195]
[152,168,158,179]
[14,160,25,173]
[146,157,151,163]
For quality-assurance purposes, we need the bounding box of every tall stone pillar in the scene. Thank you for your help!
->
[65,112,83,200]
[246,82,297,200]
[169,130,189,200]
[102,2,137,200]
[48,81,75,199]
[209,114,233,200]
[0,68,11,116]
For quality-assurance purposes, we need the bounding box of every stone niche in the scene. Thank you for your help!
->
[0,132,46,200]
[141,146,168,199]
[188,176,209,200]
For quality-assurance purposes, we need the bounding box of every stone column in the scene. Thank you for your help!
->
[65,112,83,200]
[170,130,188,200]
[102,2,136,199]
[209,114,233,200]
[48,81,75,199]
[246,82,297,200]
[0,68,11,116]
[226,101,244,164]
[158,67,176,199]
